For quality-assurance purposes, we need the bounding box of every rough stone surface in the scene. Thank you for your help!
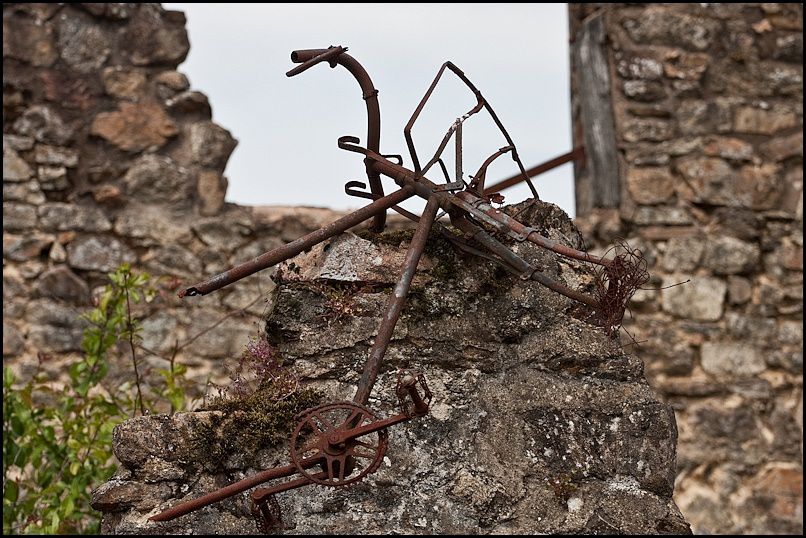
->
[91,101,179,152]
[122,154,192,205]
[38,203,112,232]
[66,235,136,272]
[571,4,803,534]
[34,265,90,304]
[95,205,690,535]
[661,276,726,321]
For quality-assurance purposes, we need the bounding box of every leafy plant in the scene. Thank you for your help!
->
[2,263,183,534]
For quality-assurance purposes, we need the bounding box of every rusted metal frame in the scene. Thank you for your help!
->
[404,62,483,176]
[348,147,607,308]
[353,196,441,406]
[454,191,611,267]
[250,472,328,504]
[179,186,414,298]
[483,145,585,195]
[357,144,604,270]
[403,61,538,198]
[467,145,515,195]
[149,457,320,522]
[451,216,600,309]
[288,47,387,232]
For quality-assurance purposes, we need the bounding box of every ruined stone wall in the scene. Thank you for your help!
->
[569,4,802,534]
[3,3,344,390]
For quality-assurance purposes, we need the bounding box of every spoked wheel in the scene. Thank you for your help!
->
[290,402,388,487]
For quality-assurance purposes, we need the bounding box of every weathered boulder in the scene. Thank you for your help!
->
[93,201,690,535]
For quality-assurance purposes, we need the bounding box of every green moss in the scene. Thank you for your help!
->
[192,380,322,470]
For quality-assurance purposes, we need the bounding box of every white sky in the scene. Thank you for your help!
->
[164,3,575,217]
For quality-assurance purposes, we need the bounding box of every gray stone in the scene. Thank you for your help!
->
[66,235,136,272]
[122,154,193,205]
[35,265,90,304]
[3,134,35,151]
[140,312,178,355]
[196,170,227,216]
[616,54,663,80]
[37,165,70,191]
[700,342,765,377]
[3,203,38,231]
[777,321,803,346]
[773,33,803,63]
[3,234,53,262]
[56,10,112,72]
[143,244,201,277]
[662,276,726,321]
[701,236,760,275]
[192,214,252,250]
[113,206,191,245]
[95,203,690,535]
[626,167,675,204]
[26,298,89,353]
[154,70,190,92]
[3,321,25,358]
[662,236,705,272]
[12,105,73,145]
[622,80,666,102]
[631,206,693,226]
[734,106,797,135]
[188,313,253,359]
[735,163,784,210]
[38,203,112,232]
[188,122,237,171]
[3,146,33,181]
[727,276,753,305]
[33,144,79,167]
[3,181,46,205]
[165,91,211,118]
[675,156,735,206]
[623,9,719,51]
[623,118,673,142]
[49,241,67,263]
[125,5,189,66]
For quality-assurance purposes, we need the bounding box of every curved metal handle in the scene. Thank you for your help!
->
[286,46,347,77]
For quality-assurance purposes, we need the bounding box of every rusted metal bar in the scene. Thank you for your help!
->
[483,145,585,195]
[290,47,387,232]
[353,196,441,406]
[179,186,414,297]
[468,145,514,195]
[403,61,537,198]
[455,190,610,267]
[149,459,316,522]
[451,216,600,309]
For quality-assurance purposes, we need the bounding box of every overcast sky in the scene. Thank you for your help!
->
[164,3,575,216]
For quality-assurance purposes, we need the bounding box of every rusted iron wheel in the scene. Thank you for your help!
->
[290,402,388,487]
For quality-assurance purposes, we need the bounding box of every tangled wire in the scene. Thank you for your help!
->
[592,241,650,338]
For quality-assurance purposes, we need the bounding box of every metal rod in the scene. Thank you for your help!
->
[149,461,307,522]
[290,48,387,232]
[483,145,585,195]
[454,191,610,267]
[353,196,441,406]
[179,187,414,297]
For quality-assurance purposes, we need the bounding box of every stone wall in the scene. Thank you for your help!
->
[2,3,344,391]
[569,4,803,534]
[93,202,690,535]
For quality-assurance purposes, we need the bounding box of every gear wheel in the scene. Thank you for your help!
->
[290,402,388,487]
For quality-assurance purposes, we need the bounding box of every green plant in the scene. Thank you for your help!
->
[2,264,182,534]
